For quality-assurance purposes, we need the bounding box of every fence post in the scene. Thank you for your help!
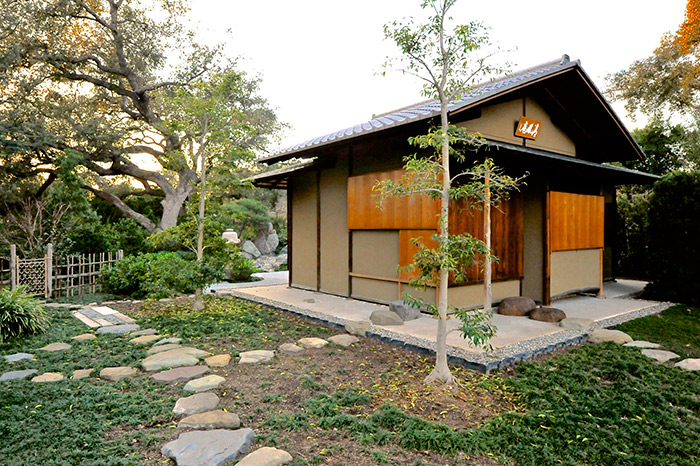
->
[10,244,17,290]
[46,243,53,299]
[117,249,123,261]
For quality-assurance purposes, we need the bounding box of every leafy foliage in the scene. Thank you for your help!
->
[221,198,275,240]
[0,287,50,342]
[615,188,651,279]
[100,251,219,299]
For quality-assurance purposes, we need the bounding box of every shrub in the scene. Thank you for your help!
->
[645,171,700,304]
[615,188,651,279]
[0,287,50,342]
[100,252,221,299]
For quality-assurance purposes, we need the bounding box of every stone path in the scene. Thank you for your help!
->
[589,329,699,370]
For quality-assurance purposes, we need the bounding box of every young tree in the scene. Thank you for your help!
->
[378,0,524,384]
[0,0,279,233]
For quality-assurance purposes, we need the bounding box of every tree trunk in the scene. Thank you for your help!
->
[192,154,207,312]
[159,188,192,231]
[483,170,492,312]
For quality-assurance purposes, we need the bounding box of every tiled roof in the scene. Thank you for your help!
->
[259,55,579,163]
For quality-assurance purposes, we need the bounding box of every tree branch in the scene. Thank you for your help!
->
[83,185,157,233]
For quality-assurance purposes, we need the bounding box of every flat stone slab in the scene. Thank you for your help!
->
[205,354,231,367]
[142,348,206,371]
[369,310,403,326]
[71,310,101,328]
[96,324,140,335]
[153,366,210,384]
[72,369,92,380]
[278,343,305,355]
[72,333,96,341]
[147,343,182,355]
[297,338,328,349]
[588,329,633,344]
[161,428,254,466]
[675,359,700,371]
[174,392,220,415]
[0,369,38,381]
[92,306,117,315]
[130,329,158,337]
[641,349,680,363]
[345,320,371,336]
[183,374,226,392]
[559,318,594,331]
[38,342,72,352]
[237,447,293,466]
[239,350,275,364]
[32,372,64,382]
[153,337,182,346]
[129,334,163,345]
[178,410,241,429]
[624,340,661,349]
[100,366,138,381]
[328,334,359,347]
[4,352,34,362]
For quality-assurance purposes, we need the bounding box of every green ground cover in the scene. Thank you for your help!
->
[617,304,700,358]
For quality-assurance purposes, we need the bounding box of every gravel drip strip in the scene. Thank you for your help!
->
[218,290,671,373]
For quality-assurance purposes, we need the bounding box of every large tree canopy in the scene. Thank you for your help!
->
[0,0,279,233]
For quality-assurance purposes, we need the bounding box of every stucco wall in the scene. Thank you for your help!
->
[352,230,399,278]
[351,277,398,303]
[521,186,544,302]
[525,98,576,156]
[290,171,317,289]
[320,161,349,295]
[448,280,521,309]
[550,249,601,297]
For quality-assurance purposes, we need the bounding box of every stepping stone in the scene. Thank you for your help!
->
[183,374,226,392]
[161,428,254,466]
[559,318,594,331]
[32,372,64,382]
[237,447,293,466]
[328,334,359,347]
[72,333,96,341]
[112,312,136,324]
[141,348,206,371]
[205,354,231,367]
[153,366,210,384]
[369,310,403,326]
[675,359,700,371]
[624,340,661,349]
[153,337,182,347]
[4,352,34,362]
[130,329,158,337]
[147,343,182,355]
[100,366,138,381]
[72,369,92,380]
[278,343,305,355]
[96,324,140,335]
[71,310,101,328]
[178,410,240,429]
[239,350,275,364]
[92,306,117,315]
[174,392,220,415]
[297,338,329,349]
[345,320,371,336]
[0,369,38,381]
[39,342,71,352]
[588,329,633,344]
[129,334,163,345]
[641,349,680,363]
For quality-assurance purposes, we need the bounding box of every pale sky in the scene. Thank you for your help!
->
[189,0,687,153]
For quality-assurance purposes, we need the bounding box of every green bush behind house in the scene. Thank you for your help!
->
[0,287,50,342]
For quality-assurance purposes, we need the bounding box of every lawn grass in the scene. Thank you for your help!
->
[617,304,700,358]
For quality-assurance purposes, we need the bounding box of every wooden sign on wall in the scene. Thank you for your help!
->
[515,116,541,140]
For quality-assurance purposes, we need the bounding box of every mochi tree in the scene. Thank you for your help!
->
[377,0,525,384]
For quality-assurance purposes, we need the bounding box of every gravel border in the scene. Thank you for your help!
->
[217,290,672,373]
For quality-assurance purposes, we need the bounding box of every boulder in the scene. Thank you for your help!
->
[96,324,140,335]
[297,338,329,349]
[675,359,700,371]
[178,410,241,429]
[253,255,281,272]
[152,366,210,384]
[266,233,280,253]
[239,350,275,364]
[588,329,633,344]
[641,349,680,363]
[529,307,566,323]
[254,235,273,255]
[237,447,293,466]
[278,343,305,355]
[242,240,261,258]
[183,374,226,392]
[161,428,254,466]
[623,340,661,349]
[345,320,371,336]
[174,392,220,415]
[498,296,537,316]
[559,318,594,331]
[31,372,64,382]
[100,366,137,381]
[279,246,288,255]
[389,300,421,321]
[328,334,359,347]
[369,310,403,326]
[205,354,231,367]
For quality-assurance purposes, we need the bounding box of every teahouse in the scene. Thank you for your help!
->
[252,56,657,308]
